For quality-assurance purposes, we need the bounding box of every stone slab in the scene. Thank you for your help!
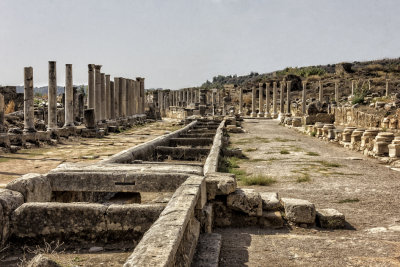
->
[316,208,345,229]
[227,188,262,217]
[192,233,222,267]
[281,198,316,224]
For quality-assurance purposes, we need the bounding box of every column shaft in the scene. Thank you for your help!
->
[88,64,95,109]
[114,78,120,118]
[279,81,285,114]
[48,61,57,130]
[272,82,277,117]
[120,78,126,117]
[238,87,243,115]
[265,83,271,118]
[251,86,256,117]
[64,64,74,127]
[302,82,307,114]
[286,81,291,114]
[94,65,102,122]
[24,67,35,132]
[100,73,106,121]
[105,74,110,120]
[319,81,323,102]
[258,83,264,117]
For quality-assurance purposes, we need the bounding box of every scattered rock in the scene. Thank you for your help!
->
[89,246,104,253]
[259,192,282,211]
[27,254,60,267]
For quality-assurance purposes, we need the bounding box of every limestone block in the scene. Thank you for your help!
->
[389,143,400,158]
[199,203,213,233]
[0,189,24,244]
[6,173,52,202]
[227,189,262,216]
[281,198,316,224]
[11,203,107,241]
[316,208,345,229]
[259,192,282,211]
[213,201,232,227]
[258,211,284,228]
[205,172,236,200]
[192,233,222,267]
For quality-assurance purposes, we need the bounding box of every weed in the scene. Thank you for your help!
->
[273,137,295,142]
[310,131,317,137]
[280,150,290,154]
[245,148,257,152]
[241,175,276,186]
[305,151,320,156]
[296,173,311,183]
[315,161,341,168]
[247,158,267,162]
[227,157,240,168]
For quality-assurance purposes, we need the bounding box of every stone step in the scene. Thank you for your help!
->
[179,133,216,138]
[169,138,214,147]
[155,146,210,161]
[191,233,222,267]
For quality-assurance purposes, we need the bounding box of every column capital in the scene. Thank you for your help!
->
[94,65,102,70]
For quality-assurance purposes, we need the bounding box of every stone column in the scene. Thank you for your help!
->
[105,74,111,120]
[100,73,106,121]
[335,81,339,102]
[139,78,145,114]
[64,64,74,127]
[258,83,264,117]
[24,67,35,132]
[286,81,291,114]
[212,90,216,116]
[351,80,355,96]
[48,61,57,130]
[238,87,243,115]
[94,65,102,122]
[250,86,257,117]
[110,81,115,120]
[265,83,271,118]
[0,94,4,131]
[125,78,130,117]
[114,78,120,118]
[198,88,201,103]
[88,64,95,109]
[302,81,307,114]
[120,78,126,117]
[279,81,285,114]
[386,79,389,97]
[272,82,277,118]
[135,80,140,114]
[319,81,323,102]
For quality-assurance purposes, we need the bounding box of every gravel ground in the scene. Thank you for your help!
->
[217,118,400,266]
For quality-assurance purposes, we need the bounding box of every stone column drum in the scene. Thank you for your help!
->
[24,67,36,132]
[88,64,95,109]
[258,83,264,117]
[120,78,127,118]
[272,82,277,118]
[110,81,115,120]
[94,65,102,122]
[250,86,257,117]
[48,61,58,130]
[286,81,291,114]
[265,83,271,118]
[64,64,74,128]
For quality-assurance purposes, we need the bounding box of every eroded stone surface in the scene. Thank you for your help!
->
[192,233,222,267]
[281,198,316,224]
[6,173,51,202]
[205,172,236,200]
[259,192,282,211]
[227,188,262,217]
[316,208,345,229]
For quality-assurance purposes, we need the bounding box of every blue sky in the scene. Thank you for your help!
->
[0,0,399,89]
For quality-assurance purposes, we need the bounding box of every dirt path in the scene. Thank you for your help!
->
[217,119,400,266]
[0,119,181,185]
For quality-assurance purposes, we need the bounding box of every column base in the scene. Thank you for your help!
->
[250,112,257,118]
[264,113,272,118]
[257,112,264,117]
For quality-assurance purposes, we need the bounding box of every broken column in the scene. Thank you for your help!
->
[389,137,400,158]
[286,81,291,114]
[258,83,264,117]
[100,73,106,121]
[120,78,127,118]
[64,64,74,128]
[373,132,395,156]
[110,81,115,120]
[351,80,355,96]
[250,86,256,117]
[24,67,35,132]
[265,83,271,118]
[335,81,339,103]
[386,79,390,97]
[302,81,306,114]
[88,64,95,109]
[114,78,120,118]
[279,81,285,114]
[318,81,323,102]
[105,74,111,120]
[0,94,4,132]
[272,82,277,118]
[94,65,102,122]
[238,87,243,115]
[48,61,57,130]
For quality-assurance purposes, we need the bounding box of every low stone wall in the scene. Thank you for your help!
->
[11,203,164,243]
[102,120,198,164]
[123,175,205,266]
[333,106,383,128]
[203,120,226,175]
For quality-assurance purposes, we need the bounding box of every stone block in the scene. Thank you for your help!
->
[213,201,232,227]
[0,189,24,244]
[316,208,345,229]
[281,198,316,224]
[192,233,222,267]
[258,211,284,228]
[6,173,52,202]
[0,134,10,148]
[227,189,262,217]
[259,192,282,211]
[205,172,236,200]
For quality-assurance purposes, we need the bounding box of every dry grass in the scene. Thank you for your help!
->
[5,100,15,114]
[241,175,276,186]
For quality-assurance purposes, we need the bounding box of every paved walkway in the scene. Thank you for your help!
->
[217,119,400,266]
